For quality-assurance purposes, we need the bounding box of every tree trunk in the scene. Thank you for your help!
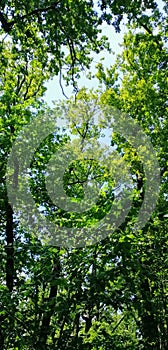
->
[5,202,14,293]
[140,278,159,350]
[36,254,61,349]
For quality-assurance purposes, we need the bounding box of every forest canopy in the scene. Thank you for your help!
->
[0,0,168,349]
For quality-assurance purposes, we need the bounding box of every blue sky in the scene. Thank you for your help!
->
[43,0,165,106]
[44,20,127,105]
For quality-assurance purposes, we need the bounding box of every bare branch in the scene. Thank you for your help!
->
[59,68,69,99]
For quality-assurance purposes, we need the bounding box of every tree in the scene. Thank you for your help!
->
[0,0,158,90]
[0,0,167,349]
[96,3,168,348]
[0,41,50,348]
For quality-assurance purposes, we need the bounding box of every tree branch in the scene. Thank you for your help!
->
[135,16,163,51]
[0,1,61,33]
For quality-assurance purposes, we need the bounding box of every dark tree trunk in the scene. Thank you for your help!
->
[140,278,159,350]
[36,255,61,349]
[5,202,14,293]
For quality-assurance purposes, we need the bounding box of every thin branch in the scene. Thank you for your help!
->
[16,60,28,94]
[111,315,126,333]
[135,16,163,51]
[67,173,102,186]
[23,76,34,100]
[59,68,69,99]
[24,81,42,101]
[20,2,60,20]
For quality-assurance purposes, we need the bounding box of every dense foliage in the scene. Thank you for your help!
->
[0,0,167,349]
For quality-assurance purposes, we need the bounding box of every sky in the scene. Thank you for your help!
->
[43,0,165,106]
[43,20,128,106]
